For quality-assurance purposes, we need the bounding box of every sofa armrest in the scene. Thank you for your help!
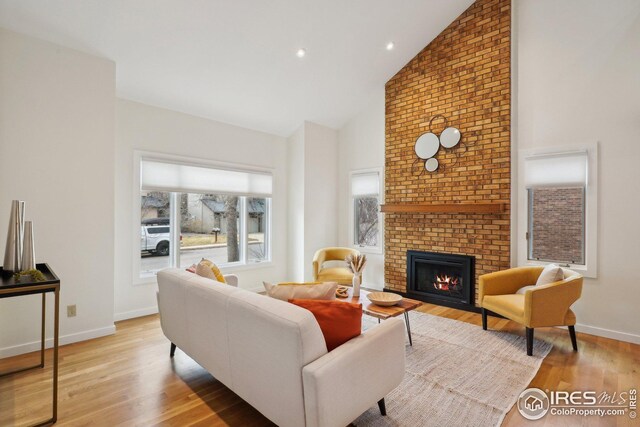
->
[478,267,543,305]
[302,317,405,427]
[223,274,238,287]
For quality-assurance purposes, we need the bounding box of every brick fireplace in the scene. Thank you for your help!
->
[383,0,511,308]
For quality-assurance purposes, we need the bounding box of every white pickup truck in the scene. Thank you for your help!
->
[140,224,171,256]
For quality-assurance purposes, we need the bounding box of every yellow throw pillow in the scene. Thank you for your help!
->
[196,258,226,284]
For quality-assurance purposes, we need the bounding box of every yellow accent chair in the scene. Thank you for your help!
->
[312,247,361,285]
[478,266,583,356]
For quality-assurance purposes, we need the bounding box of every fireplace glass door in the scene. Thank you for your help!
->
[407,251,474,306]
[414,260,466,301]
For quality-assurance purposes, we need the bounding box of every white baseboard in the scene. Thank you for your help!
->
[0,325,116,359]
[114,306,158,322]
[574,323,640,345]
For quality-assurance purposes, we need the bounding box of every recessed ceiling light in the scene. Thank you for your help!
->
[296,48,306,58]
[386,41,395,51]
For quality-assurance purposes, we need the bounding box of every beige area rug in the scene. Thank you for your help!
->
[355,311,552,427]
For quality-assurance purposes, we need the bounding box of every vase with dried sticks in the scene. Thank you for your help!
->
[346,253,367,297]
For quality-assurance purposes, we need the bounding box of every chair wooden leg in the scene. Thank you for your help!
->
[481,308,487,330]
[170,343,176,358]
[377,398,387,416]
[526,328,534,356]
[568,326,578,351]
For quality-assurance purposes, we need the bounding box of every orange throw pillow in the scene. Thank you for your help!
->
[289,299,362,351]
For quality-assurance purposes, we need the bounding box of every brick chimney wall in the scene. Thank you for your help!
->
[384,0,511,305]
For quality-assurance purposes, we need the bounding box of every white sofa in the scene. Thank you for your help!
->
[157,268,406,427]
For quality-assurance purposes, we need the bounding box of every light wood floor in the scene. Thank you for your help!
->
[1,304,638,426]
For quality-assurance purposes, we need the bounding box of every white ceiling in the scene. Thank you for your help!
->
[0,0,473,136]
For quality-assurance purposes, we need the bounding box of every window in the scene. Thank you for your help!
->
[350,170,382,252]
[247,197,269,263]
[179,193,241,267]
[519,146,597,277]
[528,187,584,264]
[137,156,272,279]
[140,191,172,275]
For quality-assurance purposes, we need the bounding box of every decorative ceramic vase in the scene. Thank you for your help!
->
[352,273,362,297]
[3,200,25,273]
[21,221,35,271]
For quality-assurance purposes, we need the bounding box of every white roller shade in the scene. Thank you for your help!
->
[141,159,272,196]
[524,151,588,188]
[352,172,380,197]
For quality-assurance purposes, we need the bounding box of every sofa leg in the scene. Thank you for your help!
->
[481,308,487,330]
[170,343,176,358]
[568,326,578,351]
[377,398,387,416]
[526,328,534,356]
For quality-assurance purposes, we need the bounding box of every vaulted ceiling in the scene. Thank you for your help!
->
[0,0,474,136]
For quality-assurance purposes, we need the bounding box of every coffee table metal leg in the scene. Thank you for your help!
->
[404,312,413,346]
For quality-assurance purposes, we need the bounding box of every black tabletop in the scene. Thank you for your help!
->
[0,263,60,290]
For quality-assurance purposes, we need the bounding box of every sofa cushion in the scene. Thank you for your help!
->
[535,263,564,287]
[289,299,362,351]
[196,258,226,283]
[264,281,337,301]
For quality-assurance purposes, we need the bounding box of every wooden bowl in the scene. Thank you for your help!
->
[367,292,402,307]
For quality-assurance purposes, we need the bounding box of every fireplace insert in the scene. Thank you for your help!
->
[406,250,475,310]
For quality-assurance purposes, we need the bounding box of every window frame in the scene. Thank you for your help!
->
[517,144,598,278]
[348,168,383,255]
[133,151,273,284]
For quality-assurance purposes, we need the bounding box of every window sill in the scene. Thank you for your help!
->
[221,261,274,273]
[521,260,596,279]
[354,245,383,255]
[134,260,275,285]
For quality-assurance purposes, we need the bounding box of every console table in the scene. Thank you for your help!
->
[0,263,60,426]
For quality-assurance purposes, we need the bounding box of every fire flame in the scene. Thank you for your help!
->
[433,274,460,291]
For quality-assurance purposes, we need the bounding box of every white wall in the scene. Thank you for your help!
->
[287,125,305,281]
[0,29,116,357]
[114,99,289,320]
[287,121,339,282]
[337,89,386,289]
[516,0,640,342]
[303,122,339,281]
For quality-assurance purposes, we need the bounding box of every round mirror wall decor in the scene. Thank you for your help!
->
[414,132,440,159]
[440,127,461,148]
[413,114,464,174]
[425,158,439,172]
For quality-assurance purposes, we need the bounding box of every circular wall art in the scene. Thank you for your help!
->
[425,157,439,172]
[440,126,461,148]
[414,132,440,159]
[413,114,463,173]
